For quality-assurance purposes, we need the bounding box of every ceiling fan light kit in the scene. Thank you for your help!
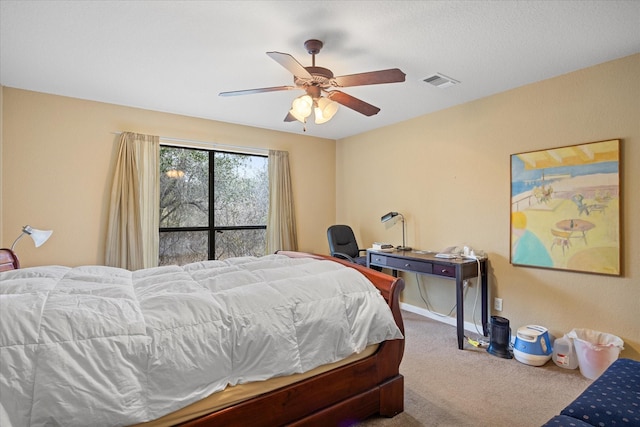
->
[288,86,339,125]
[220,39,406,129]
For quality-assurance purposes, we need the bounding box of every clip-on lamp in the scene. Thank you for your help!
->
[10,225,53,251]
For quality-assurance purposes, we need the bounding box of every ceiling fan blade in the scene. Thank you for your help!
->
[333,68,406,87]
[327,91,381,116]
[284,112,297,122]
[219,86,297,97]
[266,51,313,79]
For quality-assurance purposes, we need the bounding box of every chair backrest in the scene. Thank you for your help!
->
[327,225,360,258]
[0,248,20,272]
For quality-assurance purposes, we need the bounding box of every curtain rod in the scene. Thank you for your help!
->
[111,132,269,155]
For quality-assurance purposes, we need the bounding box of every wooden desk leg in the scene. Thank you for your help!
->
[456,275,464,350]
[481,260,488,337]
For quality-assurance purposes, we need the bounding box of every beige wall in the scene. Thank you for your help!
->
[0,86,4,246]
[1,88,336,266]
[337,54,640,359]
[2,54,638,360]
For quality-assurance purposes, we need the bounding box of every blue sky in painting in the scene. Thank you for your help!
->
[511,157,618,197]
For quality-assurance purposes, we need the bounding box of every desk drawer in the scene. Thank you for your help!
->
[369,253,389,267]
[386,256,433,274]
[433,263,456,277]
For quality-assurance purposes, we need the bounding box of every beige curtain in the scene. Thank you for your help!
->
[266,150,298,253]
[105,132,160,270]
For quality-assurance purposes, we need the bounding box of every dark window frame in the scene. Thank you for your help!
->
[159,145,268,262]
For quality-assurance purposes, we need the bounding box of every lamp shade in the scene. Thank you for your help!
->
[314,97,339,124]
[28,227,53,247]
[290,95,313,123]
[381,212,399,223]
[11,225,53,251]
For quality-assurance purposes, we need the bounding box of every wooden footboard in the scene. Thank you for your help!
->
[180,251,405,427]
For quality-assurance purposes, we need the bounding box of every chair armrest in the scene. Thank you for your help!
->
[331,252,356,263]
[358,249,367,255]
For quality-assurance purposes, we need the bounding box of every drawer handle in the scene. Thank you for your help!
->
[405,263,410,267]
[441,269,447,273]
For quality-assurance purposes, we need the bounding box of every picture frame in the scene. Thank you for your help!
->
[510,139,620,275]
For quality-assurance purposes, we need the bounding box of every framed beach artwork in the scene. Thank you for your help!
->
[510,139,620,275]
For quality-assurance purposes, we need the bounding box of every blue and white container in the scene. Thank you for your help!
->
[513,325,553,366]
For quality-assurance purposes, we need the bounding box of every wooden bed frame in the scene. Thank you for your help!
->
[179,251,406,427]
[0,248,20,272]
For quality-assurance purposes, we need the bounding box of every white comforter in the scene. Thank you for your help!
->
[0,254,403,427]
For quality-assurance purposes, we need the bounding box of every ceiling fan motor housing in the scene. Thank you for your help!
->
[294,66,334,91]
[305,86,322,99]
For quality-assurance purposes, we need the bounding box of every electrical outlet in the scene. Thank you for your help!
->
[494,297,503,312]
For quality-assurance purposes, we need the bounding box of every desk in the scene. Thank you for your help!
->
[367,249,488,350]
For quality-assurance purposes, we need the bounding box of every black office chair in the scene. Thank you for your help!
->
[327,225,367,266]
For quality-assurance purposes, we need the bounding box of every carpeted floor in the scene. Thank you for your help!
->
[357,311,592,427]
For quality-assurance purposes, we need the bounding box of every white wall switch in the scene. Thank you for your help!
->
[494,297,503,312]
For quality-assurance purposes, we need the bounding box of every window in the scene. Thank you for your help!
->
[159,146,268,265]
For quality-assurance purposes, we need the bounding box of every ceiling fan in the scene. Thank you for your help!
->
[219,39,406,126]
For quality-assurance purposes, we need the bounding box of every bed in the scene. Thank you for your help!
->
[0,251,405,426]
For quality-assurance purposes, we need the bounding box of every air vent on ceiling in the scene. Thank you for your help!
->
[422,73,460,88]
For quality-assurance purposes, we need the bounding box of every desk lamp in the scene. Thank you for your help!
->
[381,212,411,251]
[11,225,53,251]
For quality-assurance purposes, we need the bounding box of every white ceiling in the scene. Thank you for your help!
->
[1,1,639,140]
